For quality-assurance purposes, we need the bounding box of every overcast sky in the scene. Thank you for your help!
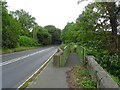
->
[6,0,91,29]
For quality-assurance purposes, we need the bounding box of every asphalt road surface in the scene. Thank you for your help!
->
[2,46,58,88]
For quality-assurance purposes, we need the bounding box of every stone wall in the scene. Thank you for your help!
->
[86,56,120,89]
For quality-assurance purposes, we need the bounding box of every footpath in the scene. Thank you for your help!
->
[28,53,81,88]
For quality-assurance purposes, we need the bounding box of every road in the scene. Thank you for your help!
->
[2,46,58,88]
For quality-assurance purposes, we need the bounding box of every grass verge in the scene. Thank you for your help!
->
[67,65,97,89]
[1,46,40,54]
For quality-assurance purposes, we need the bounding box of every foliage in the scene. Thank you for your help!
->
[44,25,61,45]
[76,45,86,63]
[2,1,62,51]
[2,1,21,48]
[1,47,39,54]
[32,25,39,40]
[60,44,70,67]
[36,26,52,45]
[69,43,77,53]
[97,54,120,79]
[10,9,37,37]
[62,22,78,43]
[61,1,120,85]
[19,36,39,47]
[74,65,96,88]
[111,75,120,86]
[60,44,66,50]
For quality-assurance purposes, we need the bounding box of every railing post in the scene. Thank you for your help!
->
[53,48,63,67]
[53,54,60,67]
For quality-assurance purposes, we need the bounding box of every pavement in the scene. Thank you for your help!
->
[2,46,58,88]
[28,53,81,88]
[66,53,81,67]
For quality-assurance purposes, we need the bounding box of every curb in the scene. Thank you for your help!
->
[17,49,58,89]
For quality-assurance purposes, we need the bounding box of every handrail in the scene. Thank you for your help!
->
[60,44,70,67]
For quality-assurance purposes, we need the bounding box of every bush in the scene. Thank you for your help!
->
[82,45,120,86]
[74,65,97,88]
[19,36,39,47]
[2,9,21,48]
[60,44,66,50]
[70,43,77,53]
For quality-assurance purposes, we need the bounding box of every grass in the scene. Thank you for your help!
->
[1,46,40,54]
[74,65,97,89]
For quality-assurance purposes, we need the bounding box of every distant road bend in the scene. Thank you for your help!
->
[2,46,58,88]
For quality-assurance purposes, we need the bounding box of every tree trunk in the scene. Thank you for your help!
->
[106,2,118,54]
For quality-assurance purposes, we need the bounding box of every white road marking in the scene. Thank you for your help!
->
[0,47,54,66]
[17,49,58,89]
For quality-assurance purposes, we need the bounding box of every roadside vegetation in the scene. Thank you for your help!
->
[61,44,97,88]
[61,1,120,85]
[2,0,120,88]
[2,1,61,54]
[67,65,96,89]
[1,47,40,54]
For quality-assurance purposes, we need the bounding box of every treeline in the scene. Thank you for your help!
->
[2,1,61,49]
[62,1,120,85]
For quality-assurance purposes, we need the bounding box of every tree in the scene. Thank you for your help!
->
[77,0,120,54]
[44,25,61,44]
[36,26,52,45]
[10,9,37,37]
[2,1,21,48]
[32,25,40,40]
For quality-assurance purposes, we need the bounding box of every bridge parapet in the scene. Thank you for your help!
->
[86,56,120,89]
[53,48,63,67]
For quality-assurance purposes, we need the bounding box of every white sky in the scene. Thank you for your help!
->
[6,0,91,29]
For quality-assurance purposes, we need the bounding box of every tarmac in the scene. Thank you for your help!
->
[28,53,81,88]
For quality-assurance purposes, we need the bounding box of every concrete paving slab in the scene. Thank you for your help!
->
[28,53,81,88]
[28,59,71,88]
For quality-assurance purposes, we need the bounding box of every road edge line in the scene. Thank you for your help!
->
[17,49,58,89]
[1,47,54,66]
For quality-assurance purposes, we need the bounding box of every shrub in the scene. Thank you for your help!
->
[60,44,66,50]
[2,9,21,48]
[19,36,39,47]
[70,43,77,53]
[74,65,97,88]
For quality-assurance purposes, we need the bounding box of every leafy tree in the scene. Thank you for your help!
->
[75,0,120,84]
[44,25,61,44]
[10,9,37,37]
[77,0,120,54]
[2,1,21,48]
[36,26,52,45]
[32,25,40,40]
[62,22,76,43]
[0,1,2,48]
